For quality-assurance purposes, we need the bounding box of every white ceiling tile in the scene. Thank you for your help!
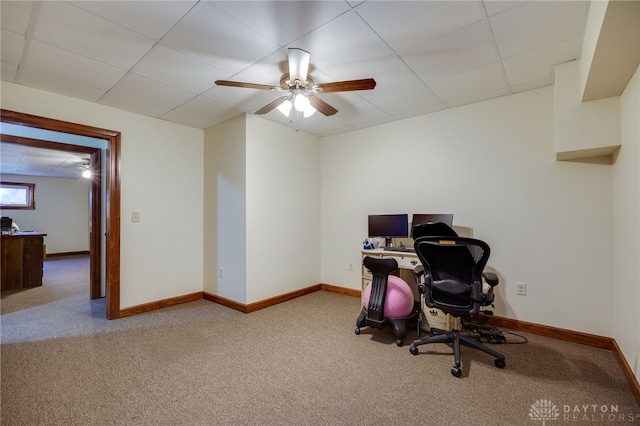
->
[290,11,395,71]
[1,62,18,81]
[446,87,511,108]
[24,40,127,90]
[369,85,445,117]
[428,62,507,103]
[403,20,497,83]
[482,1,522,17]
[204,87,281,114]
[175,95,244,121]
[34,2,157,69]
[99,92,173,118]
[509,78,552,94]
[332,100,390,127]
[17,68,107,102]
[355,1,484,52]
[346,55,422,100]
[0,0,33,34]
[133,45,226,94]
[110,73,197,108]
[491,1,589,58]
[71,1,198,40]
[1,29,25,65]
[503,38,580,86]
[160,109,220,129]
[162,2,280,75]
[212,1,351,46]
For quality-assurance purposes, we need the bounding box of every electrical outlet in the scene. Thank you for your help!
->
[131,211,140,223]
[349,262,354,271]
[517,282,527,296]
[219,267,224,278]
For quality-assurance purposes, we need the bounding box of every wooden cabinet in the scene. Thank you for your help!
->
[1,232,46,291]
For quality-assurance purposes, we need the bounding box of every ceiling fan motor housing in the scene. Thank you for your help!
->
[280,73,314,91]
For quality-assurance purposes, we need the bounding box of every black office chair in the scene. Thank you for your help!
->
[355,256,419,346]
[409,235,506,377]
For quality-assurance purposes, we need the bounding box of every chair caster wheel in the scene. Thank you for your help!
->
[396,339,404,347]
[355,328,361,335]
[409,345,419,355]
[495,359,506,369]
[451,366,462,377]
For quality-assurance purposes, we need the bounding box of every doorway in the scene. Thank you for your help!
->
[1,109,121,319]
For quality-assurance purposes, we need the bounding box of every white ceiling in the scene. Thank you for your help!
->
[1,0,591,139]
[0,142,91,179]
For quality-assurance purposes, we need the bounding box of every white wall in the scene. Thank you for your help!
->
[321,86,614,336]
[245,115,321,303]
[1,82,204,309]
[613,65,640,380]
[203,114,321,305]
[0,174,89,254]
[203,115,247,303]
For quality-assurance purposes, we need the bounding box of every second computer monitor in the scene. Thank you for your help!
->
[410,214,454,237]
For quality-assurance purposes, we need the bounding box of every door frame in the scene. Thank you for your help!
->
[1,109,121,319]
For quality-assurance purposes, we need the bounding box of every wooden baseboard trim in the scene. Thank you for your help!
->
[203,284,322,314]
[45,251,90,258]
[486,314,639,405]
[611,339,640,405]
[320,283,361,298]
[202,292,247,313]
[486,315,614,349]
[118,292,202,318]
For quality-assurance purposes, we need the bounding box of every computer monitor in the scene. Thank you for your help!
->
[368,214,409,246]
[410,213,454,237]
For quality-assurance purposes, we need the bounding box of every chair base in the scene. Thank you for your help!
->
[355,307,418,347]
[409,317,506,377]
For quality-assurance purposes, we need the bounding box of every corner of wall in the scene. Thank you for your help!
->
[554,61,621,161]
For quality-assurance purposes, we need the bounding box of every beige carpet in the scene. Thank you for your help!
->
[1,255,638,425]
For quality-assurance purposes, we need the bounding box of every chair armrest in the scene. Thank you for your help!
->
[413,264,425,279]
[482,272,498,286]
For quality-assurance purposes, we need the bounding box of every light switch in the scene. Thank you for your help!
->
[131,212,140,223]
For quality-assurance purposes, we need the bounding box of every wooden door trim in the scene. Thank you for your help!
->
[1,109,121,319]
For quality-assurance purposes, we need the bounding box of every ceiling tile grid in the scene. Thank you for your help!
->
[0,0,590,138]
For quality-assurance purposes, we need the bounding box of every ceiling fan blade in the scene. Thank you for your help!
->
[314,78,377,93]
[255,96,289,115]
[215,80,281,91]
[308,96,338,116]
[288,48,310,85]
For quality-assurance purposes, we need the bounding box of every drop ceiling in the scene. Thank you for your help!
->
[1,0,590,139]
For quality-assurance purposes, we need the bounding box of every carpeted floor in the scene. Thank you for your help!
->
[1,255,638,425]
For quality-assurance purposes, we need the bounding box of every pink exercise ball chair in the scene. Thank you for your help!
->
[363,275,414,318]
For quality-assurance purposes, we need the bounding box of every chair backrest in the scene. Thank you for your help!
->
[411,221,458,239]
[413,236,490,316]
[362,256,399,322]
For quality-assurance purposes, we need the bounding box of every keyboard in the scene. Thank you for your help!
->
[382,246,415,253]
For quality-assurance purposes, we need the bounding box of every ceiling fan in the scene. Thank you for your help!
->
[215,48,376,118]
[50,157,92,178]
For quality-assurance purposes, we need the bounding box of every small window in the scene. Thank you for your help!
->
[0,182,35,209]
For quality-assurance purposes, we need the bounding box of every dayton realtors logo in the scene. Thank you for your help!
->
[528,399,640,423]
[529,399,560,425]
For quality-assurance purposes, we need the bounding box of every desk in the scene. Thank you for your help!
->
[1,232,47,291]
[361,248,453,331]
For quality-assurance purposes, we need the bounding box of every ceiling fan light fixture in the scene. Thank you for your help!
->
[277,98,293,117]
[293,93,310,111]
